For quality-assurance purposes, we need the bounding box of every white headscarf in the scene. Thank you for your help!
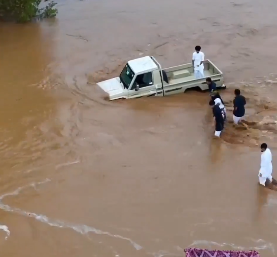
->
[214,98,226,112]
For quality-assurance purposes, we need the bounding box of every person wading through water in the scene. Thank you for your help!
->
[212,98,225,137]
[258,143,277,190]
[233,89,246,124]
[214,98,226,121]
[209,91,224,107]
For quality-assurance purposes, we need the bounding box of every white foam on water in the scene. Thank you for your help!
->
[23,161,80,174]
[0,178,50,200]
[190,239,275,253]
[0,224,10,240]
[0,179,142,250]
[55,160,80,169]
[30,178,51,191]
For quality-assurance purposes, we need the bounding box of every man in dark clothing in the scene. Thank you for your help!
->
[233,89,246,124]
[213,102,224,137]
[206,77,216,93]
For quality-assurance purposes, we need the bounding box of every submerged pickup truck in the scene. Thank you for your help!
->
[97,56,225,100]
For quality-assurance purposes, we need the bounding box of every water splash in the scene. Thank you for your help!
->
[0,180,142,250]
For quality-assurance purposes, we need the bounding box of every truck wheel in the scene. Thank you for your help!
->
[184,86,201,93]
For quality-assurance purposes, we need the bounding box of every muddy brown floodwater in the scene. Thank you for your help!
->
[1,0,277,256]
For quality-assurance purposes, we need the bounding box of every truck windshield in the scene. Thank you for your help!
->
[119,64,135,89]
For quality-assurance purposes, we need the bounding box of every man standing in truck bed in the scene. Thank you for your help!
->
[192,45,205,79]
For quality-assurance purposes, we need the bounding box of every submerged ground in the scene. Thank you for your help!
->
[0,0,277,256]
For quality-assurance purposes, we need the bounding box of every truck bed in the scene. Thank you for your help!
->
[163,60,222,85]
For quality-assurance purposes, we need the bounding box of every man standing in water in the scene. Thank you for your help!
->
[192,46,205,79]
[233,89,246,124]
[258,143,277,189]
[214,98,226,121]
[213,99,225,137]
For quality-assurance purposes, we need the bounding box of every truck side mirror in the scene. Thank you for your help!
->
[135,84,139,91]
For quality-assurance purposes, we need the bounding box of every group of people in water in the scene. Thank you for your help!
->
[208,80,277,190]
[192,45,246,137]
[192,45,245,136]
[207,80,246,138]
[192,45,276,190]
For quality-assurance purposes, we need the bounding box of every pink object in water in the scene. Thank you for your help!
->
[184,248,260,257]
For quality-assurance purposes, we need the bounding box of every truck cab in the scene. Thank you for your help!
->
[97,56,163,100]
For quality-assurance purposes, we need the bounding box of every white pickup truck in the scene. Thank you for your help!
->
[97,56,225,100]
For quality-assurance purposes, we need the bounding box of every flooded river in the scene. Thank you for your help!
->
[1,0,277,256]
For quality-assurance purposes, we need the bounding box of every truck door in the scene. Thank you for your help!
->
[128,72,156,98]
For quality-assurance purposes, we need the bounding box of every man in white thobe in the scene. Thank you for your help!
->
[192,45,205,79]
[258,143,275,187]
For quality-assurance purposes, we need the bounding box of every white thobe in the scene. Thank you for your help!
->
[192,51,205,79]
[258,148,273,186]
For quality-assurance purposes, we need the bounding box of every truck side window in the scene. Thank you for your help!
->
[134,72,153,88]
